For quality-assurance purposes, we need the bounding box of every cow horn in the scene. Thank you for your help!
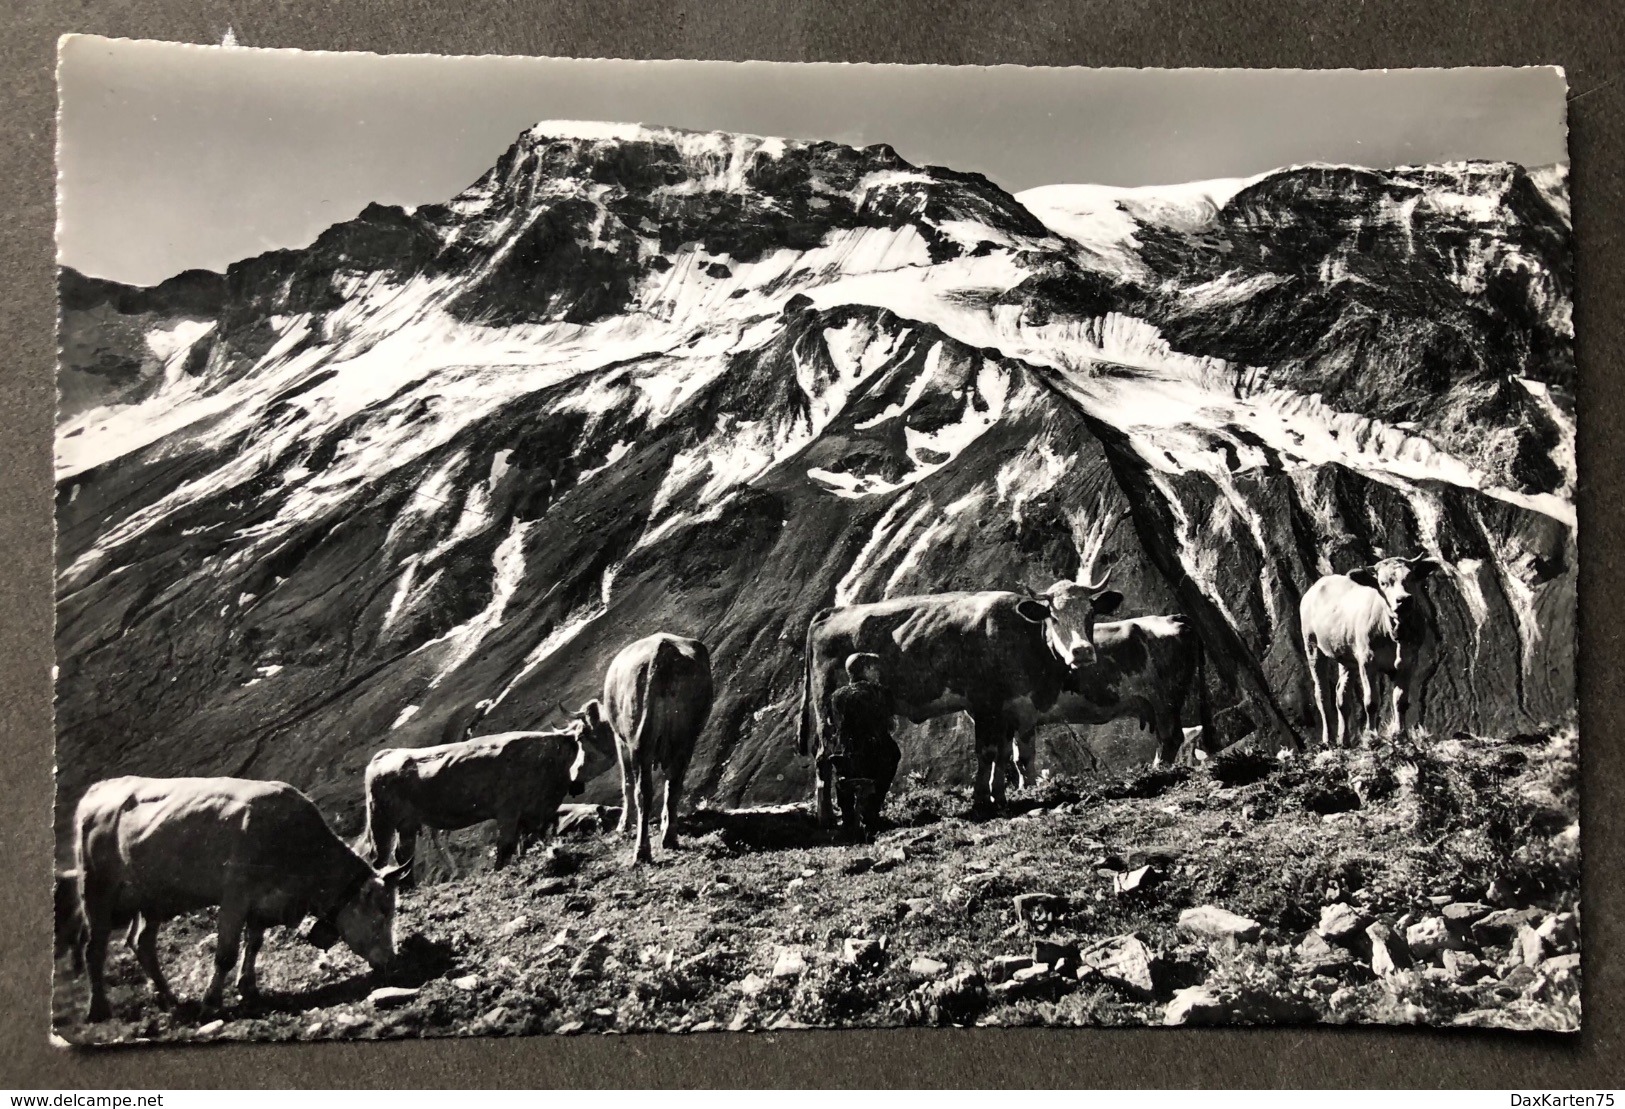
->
[379,861,411,886]
[1080,568,1113,592]
[554,701,572,720]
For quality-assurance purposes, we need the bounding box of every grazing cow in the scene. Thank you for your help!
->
[1299,553,1440,746]
[359,725,616,883]
[74,776,407,1022]
[1010,613,1215,781]
[573,633,714,865]
[55,869,87,974]
[798,576,1123,821]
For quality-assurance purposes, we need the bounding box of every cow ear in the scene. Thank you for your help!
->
[1090,589,1124,617]
[1015,599,1051,624]
[580,700,604,726]
[1348,567,1380,589]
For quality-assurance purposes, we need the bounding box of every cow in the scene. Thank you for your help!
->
[798,576,1123,822]
[74,776,407,1022]
[1299,553,1440,747]
[1009,613,1216,781]
[571,633,714,866]
[55,868,87,974]
[359,724,616,884]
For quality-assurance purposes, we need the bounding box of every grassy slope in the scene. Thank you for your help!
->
[53,725,1579,1045]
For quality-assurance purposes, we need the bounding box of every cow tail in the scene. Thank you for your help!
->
[1195,632,1217,757]
[797,610,828,757]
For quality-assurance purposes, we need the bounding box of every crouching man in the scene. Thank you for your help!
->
[822,653,902,842]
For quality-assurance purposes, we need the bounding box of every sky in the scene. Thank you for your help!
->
[57,37,1569,287]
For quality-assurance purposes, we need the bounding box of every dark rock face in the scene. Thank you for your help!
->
[54,124,1575,847]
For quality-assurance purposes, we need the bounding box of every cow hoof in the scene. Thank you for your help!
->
[87,998,112,1023]
[155,990,179,1010]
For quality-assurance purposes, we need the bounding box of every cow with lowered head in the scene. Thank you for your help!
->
[74,776,407,1022]
[360,719,617,884]
[1299,552,1440,746]
[799,575,1123,821]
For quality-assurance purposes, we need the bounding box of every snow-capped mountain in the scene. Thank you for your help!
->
[55,123,1576,836]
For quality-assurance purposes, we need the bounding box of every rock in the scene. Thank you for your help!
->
[842,856,875,876]
[1440,901,1492,934]
[1441,949,1491,984]
[1164,986,1227,1026]
[1328,987,1357,1011]
[1012,892,1068,923]
[1295,930,1353,974]
[305,1021,326,1037]
[1543,952,1581,973]
[1485,878,1517,907]
[843,937,884,968]
[554,1020,585,1035]
[690,1020,718,1032]
[569,943,610,981]
[1316,902,1369,943]
[737,972,770,996]
[367,986,420,1009]
[533,878,571,896]
[333,1011,367,1028]
[771,948,807,979]
[1306,976,1339,995]
[1179,905,1262,944]
[1471,907,1543,946]
[1113,866,1155,895]
[727,1007,752,1032]
[481,1006,510,1027]
[1367,922,1411,977]
[1405,916,1461,960]
[196,1019,225,1037]
[499,915,531,937]
[1494,964,1537,998]
[1518,924,1548,967]
[1033,937,1081,970]
[1079,933,1159,999]
[988,954,1034,982]
[785,877,806,894]
[451,975,481,991]
[1426,894,1453,907]
[909,956,948,978]
[768,1014,811,1030]
[902,898,934,918]
[1536,912,1579,953]
[800,868,817,878]
[912,968,988,1025]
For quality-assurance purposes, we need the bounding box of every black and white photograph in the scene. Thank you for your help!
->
[52,41,1579,1045]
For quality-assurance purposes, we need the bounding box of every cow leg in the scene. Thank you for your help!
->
[868,738,902,827]
[132,915,177,1009]
[494,817,521,869]
[631,764,656,865]
[614,742,636,838]
[1308,650,1336,749]
[394,826,419,889]
[1334,666,1353,748]
[1359,662,1382,745]
[81,886,115,1022]
[237,924,264,1002]
[661,757,691,851]
[203,900,247,1010]
[971,712,1010,812]
[814,756,838,829]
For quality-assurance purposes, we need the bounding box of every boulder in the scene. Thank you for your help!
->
[1080,933,1159,999]
[1179,905,1263,944]
[569,943,610,982]
[1441,949,1491,984]
[1485,878,1517,907]
[533,878,571,896]
[1543,952,1581,974]
[1012,892,1068,923]
[1113,866,1155,894]
[1367,922,1411,977]
[1164,986,1228,1025]
[1405,916,1462,960]
[451,975,481,991]
[988,954,1034,982]
[1295,930,1353,974]
[912,969,988,1025]
[908,956,949,978]
[1518,924,1548,967]
[771,947,807,979]
[842,937,884,968]
[1472,907,1543,946]
[499,915,531,937]
[1536,912,1579,953]
[367,986,420,1009]
[1494,964,1537,998]
[1033,937,1081,970]
[1440,902,1492,934]
[1317,902,1369,943]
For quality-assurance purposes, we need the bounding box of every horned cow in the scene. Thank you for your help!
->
[1299,553,1440,747]
[798,576,1123,821]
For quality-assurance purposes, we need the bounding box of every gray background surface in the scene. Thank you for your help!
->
[4,0,1622,1088]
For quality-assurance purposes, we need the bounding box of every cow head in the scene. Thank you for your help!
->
[563,700,618,795]
[1349,553,1438,614]
[333,861,408,972]
[1016,575,1124,669]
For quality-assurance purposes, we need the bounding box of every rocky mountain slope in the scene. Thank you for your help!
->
[55,122,1576,840]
